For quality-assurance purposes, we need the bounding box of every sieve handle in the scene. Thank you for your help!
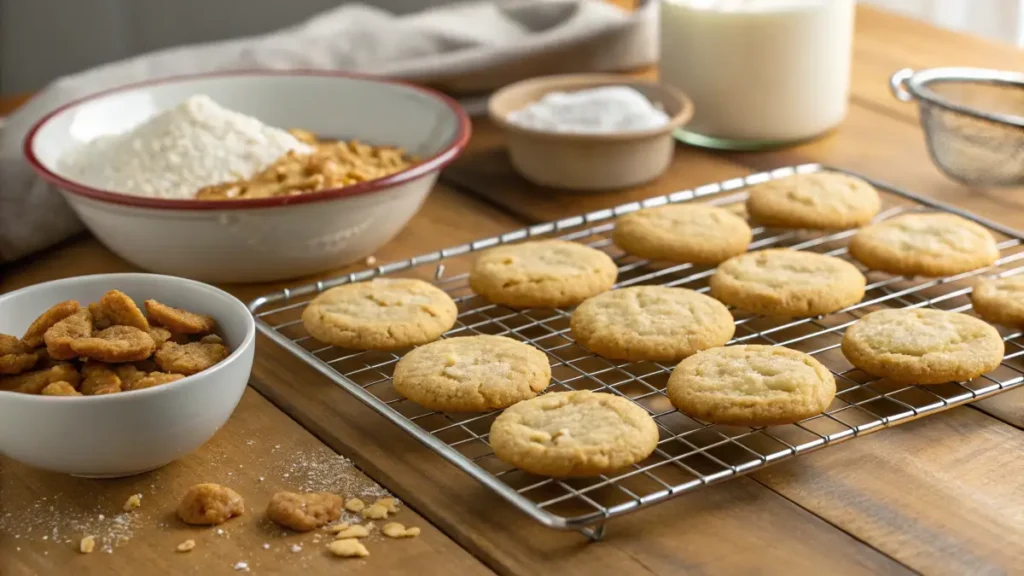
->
[890,68,915,102]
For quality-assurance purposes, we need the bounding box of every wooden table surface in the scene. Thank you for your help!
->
[2,6,1024,575]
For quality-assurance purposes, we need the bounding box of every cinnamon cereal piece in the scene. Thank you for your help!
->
[128,372,185,391]
[381,523,419,538]
[148,327,173,347]
[361,503,389,520]
[123,493,142,512]
[114,364,145,389]
[176,539,196,553]
[327,539,369,559]
[41,381,81,396]
[22,300,80,348]
[154,341,228,375]
[324,522,351,534]
[43,309,93,360]
[70,326,155,363]
[89,290,150,331]
[1,363,81,394]
[145,300,216,335]
[332,524,369,540]
[81,362,122,395]
[344,498,365,513]
[266,492,344,532]
[0,334,38,375]
[177,483,244,526]
[80,535,96,554]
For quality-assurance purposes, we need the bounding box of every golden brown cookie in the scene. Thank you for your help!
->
[392,335,551,412]
[489,390,659,477]
[266,492,344,532]
[144,300,216,334]
[89,290,149,331]
[841,308,1004,385]
[302,278,458,350]
[570,286,735,362]
[710,249,866,317]
[0,334,39,375]
[43,309,93,360]
[667,345,836,426]
[21,300,80,348]
[154,341,229,375]
[612,204,752,264]
[972,275,1024,328]
[746,172,881,230]
[849,213,999,277]
[70,326,156,363]
[469,240,618,309]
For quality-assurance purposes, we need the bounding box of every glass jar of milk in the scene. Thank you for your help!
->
[660,0,855,150]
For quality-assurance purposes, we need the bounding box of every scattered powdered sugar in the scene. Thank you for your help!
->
[271,448,390,499]
[0,493,140,554]
[59,94,312,200]
[506,85,671,134]
[233,561,250,571]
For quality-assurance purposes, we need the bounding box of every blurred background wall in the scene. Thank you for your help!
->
[1,0,1022,96]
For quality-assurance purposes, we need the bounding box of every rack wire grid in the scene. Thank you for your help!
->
[250,163,1024,540]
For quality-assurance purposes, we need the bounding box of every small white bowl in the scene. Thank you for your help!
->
[0,273,255,478]
[24,71,471,283]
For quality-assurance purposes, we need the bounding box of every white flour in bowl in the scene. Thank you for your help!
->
[59,94,312,200]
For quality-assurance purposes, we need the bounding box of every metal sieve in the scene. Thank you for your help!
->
[890,67,1024,187]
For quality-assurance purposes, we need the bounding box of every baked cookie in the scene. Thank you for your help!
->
[392,335,550,412]
[841,308,1004,384]
[570,286,735,362]
[972,275,1024,328]
[612,204,752,264]
[849,213,998,277]
[489,390,658,477]
[667,345,836,426]
[469,240,617,309]
[302,278,458,350]
[746,172,881,230]
[710,249,866,317]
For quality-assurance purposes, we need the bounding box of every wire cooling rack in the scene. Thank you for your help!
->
[249,163,1024,540]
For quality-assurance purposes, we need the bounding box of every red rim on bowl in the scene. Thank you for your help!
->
[23,70,472,211]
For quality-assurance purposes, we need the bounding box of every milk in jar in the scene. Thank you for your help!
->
[659,0,855,148]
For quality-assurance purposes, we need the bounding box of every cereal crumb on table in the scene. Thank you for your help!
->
[324,521,351,534]
[327,539,369,558]
[382,523,420,538]
[123,494,142,512]
[80,535,96,554]
[374,497,398,514]
[361,503,389,520]
[176,539,196,553]
[344,498,365,513]
[332,525,369,540]
[177,483,245,526]
[290,544,303,553]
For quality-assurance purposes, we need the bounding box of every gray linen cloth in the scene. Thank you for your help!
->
[0,0,656,264]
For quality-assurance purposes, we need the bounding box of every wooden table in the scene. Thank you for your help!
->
[2,6,1023,575]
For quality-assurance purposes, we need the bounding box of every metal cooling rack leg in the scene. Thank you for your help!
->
[579,523,606,542]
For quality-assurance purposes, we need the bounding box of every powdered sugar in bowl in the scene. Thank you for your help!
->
[25,72,470,282]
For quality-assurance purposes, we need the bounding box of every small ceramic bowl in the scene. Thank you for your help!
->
[0,273,255,477]
[24,71,471,283]
[488,74,693,192]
